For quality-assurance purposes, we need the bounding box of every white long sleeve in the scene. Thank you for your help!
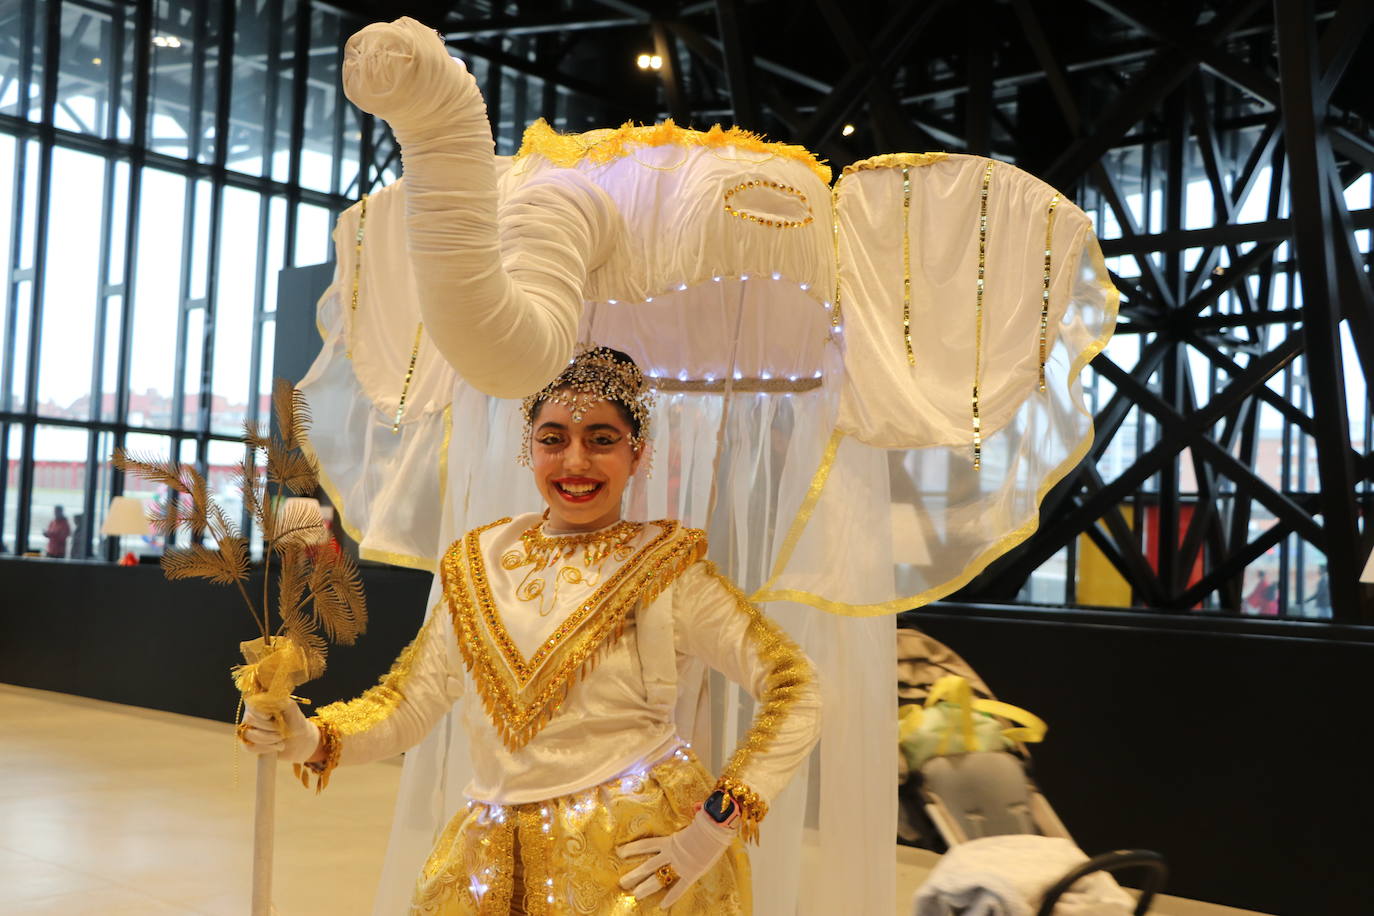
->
[313,609,463,767]
[341,17,618,398]
[673,561,821,804]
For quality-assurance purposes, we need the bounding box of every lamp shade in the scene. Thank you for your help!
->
[101,496,149,536]
[1362,545,1374,584]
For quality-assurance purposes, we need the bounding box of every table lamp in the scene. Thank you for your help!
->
[101,496,148,565]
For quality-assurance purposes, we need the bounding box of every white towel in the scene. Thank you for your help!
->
[912,836,1137,916]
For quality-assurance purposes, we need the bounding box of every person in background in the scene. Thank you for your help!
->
[44,505,71,558]
[1306,565,1331,618]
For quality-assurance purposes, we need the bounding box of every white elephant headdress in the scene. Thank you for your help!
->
[296,17,1116,916]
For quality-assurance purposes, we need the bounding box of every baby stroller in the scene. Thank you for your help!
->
[897,627,1167,915]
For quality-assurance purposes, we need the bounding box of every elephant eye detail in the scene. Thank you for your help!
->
[723,179,814,229]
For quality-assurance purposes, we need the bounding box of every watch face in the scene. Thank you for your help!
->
[704,790,735,823]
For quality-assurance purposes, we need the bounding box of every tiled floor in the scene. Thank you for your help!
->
[1,684,1266,915]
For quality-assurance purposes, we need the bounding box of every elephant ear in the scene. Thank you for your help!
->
[756,153,1119,614]
[298,179,459,571]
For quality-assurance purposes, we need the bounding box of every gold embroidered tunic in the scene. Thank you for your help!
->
[315,512,820,812]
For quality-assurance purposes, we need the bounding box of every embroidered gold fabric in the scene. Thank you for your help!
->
[501,521,643,617]
[443,520,707,751]
[516,115,830,185]
[703,561,815,843]
[412,750,750,916]
[313,612,434,737]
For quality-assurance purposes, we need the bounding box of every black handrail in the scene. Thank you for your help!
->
[1035,849,1168,916]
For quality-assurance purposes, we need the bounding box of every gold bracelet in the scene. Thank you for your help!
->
[293,717,341,794]
[714,777,769,845]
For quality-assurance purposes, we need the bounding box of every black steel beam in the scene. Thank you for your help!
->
[1316,0,1374,101]
[713,0,758,128]
[1274,0,1363,619]
[975,336,1303,594]
[797,1,946,149]
[652,20,687,125]
[445,13,639,40]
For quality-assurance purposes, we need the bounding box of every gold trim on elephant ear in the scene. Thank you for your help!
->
[516,117,833,185]
[723,179,815,230]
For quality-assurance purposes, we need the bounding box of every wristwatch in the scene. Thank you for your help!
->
[702,789,740,829]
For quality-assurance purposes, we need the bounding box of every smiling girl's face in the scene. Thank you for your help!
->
[530,393,640,532]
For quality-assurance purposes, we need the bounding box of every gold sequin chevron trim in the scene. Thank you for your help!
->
[443,519,707,752]
[517,118,832,185]
[705,560,814,844]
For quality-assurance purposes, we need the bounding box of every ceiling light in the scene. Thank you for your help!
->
[636,53,652,70]
[841,123,856,137]
[152,35,183,49]
[649,54,663,70]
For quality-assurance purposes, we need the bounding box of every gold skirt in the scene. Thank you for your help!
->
[411,748,752,915]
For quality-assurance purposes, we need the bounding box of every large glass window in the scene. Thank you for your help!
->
[0,0,367,558]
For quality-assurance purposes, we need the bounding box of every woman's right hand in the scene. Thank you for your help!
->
[237,698,321,764]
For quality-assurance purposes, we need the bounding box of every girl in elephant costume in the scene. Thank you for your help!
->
[241,16,1116,916]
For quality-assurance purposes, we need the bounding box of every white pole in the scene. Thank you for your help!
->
[251,752,277,915]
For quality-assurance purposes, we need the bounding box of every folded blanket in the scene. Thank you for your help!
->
[912,835,1136,916]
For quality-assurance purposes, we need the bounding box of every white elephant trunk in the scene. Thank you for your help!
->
[342,17,616,399]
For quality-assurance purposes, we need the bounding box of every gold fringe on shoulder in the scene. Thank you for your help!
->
[443,519,706,752]
[703,560,815,843]
[517,118,832,185]
[313,611,435,738]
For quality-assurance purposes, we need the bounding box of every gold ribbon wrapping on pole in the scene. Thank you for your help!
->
[233,636,313,731]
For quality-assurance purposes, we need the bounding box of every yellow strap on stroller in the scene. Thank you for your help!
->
[903,675,1049,755]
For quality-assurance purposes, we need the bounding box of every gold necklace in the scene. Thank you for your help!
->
[501,521,643,616]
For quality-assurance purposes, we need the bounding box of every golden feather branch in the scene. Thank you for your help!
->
[112,381,367,683]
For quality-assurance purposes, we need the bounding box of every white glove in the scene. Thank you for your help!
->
[616,808,737,907]
[237,698,320,763]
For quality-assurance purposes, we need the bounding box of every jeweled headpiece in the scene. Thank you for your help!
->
[519,345,654,466]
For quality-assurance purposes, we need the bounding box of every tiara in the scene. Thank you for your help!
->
[518,346,654,466]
